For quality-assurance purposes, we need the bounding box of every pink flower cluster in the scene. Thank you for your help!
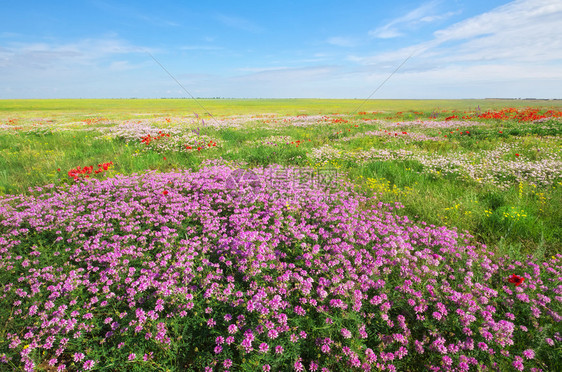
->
[0,164,560,371]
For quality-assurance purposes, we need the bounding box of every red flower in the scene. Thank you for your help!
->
[163,157,167,161]
[515,153,519,157]
[508,274,525,286]
[162,190,168,195]
[57,168,61,172]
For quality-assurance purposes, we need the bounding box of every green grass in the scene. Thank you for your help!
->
[1,99,561,257]
[2,98,562,118]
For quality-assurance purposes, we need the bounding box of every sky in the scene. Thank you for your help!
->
[1,0,561,99]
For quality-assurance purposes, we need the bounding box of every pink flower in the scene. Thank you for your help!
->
[259,343,269,353]
[512,356,524,371]
[294,358,304,372]
[83,360,95,370]
[340,328,352,338]
[268,329,279,339]
[309,361,319,371]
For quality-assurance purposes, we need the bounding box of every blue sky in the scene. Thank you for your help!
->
[1,0,561,99]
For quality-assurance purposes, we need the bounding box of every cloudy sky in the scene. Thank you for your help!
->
[1,0,561,99]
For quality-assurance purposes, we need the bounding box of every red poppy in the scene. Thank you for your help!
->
[57,168,61,172]
[515,153,519,157]
[162,190,168,195]
[508,274,525,286]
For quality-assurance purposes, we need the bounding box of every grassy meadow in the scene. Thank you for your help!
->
[1,99,561,256]
[0,98,561,371]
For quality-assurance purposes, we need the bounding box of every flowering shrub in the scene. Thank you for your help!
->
[0,165,560,371]
[476,108,562,122]
[100,121,182,142]
[307,143,561,189]
[101,121,219,153]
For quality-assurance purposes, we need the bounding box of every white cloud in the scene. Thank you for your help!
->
[369,0,456,39]
[354,0,562,84]
[0,37,153,98]
[234,66,339,82]
[343,0,562,98]
[0,38,147,70]
[419,11,460,23]
[434,0,562,42]
[429,0,562,64]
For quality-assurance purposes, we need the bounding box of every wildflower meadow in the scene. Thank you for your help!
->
[0,99,561,371]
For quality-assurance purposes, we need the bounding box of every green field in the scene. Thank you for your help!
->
[1,99,561,371]
[2,98,562,118]
[1,99,561,256]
